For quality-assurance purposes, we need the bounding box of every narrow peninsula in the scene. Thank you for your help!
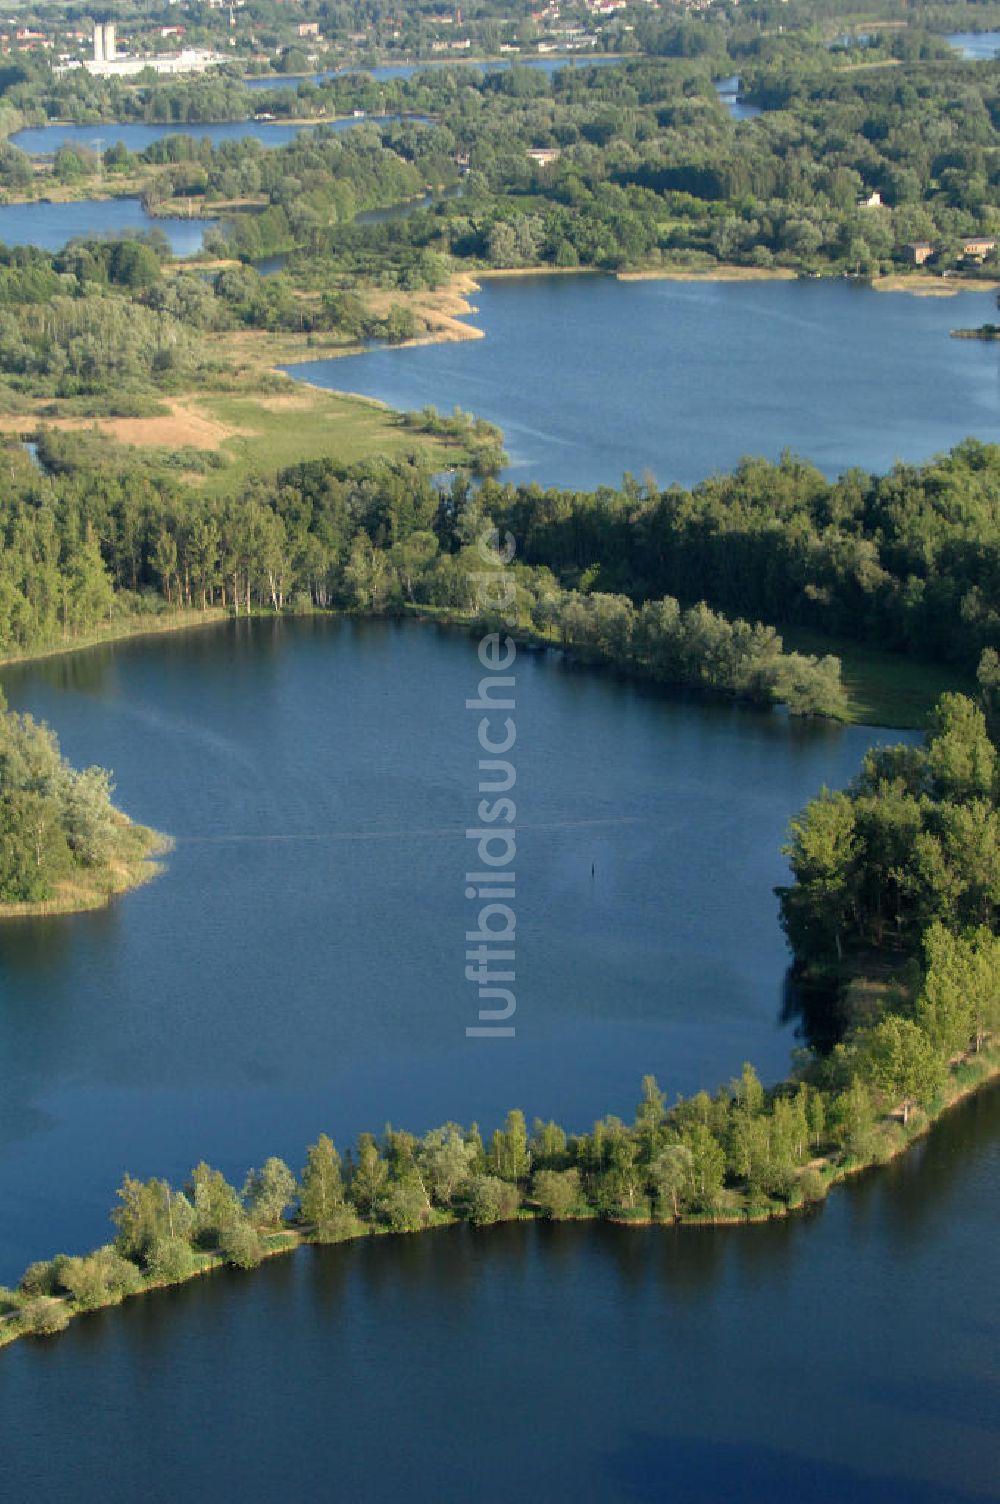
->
[3,692,999,1347]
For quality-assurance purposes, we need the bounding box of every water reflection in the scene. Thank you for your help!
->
[0,620,915,1278]
[3,1086,995,1501]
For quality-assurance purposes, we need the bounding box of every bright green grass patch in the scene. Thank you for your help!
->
[780,627,972,730]
[196,387,467,498]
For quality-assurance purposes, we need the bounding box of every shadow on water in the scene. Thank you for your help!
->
[606,1431,992,1504]
[0,909,82,977]
[0,613,304,702]
[778,966,847,1053]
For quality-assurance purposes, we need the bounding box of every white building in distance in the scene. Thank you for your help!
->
[66,24,228,75]
[93,21,116,62]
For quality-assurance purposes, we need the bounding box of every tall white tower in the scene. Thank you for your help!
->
[104,22,116,59]
[93,23,104,62]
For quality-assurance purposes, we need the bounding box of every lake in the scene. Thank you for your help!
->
[947,31,1000,60]
[0,616,901,1279]
[287,273,1000,490]
[1,76,997,1491]
[0,115,431,255]
[715,74,761,121]
[0,196,217,255]
[9,113,422,157]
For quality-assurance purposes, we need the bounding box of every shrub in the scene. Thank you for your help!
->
[799,1168,827,1204]
[467,1175,521,1226]
[309,1206,364,1245]
[60,1254,111,1310]
[532,1169,582,1220]
[378,1178,432,1233]
[219,1219,264,1270]
[19,1297,70,1336]
[60,1246,144,1308]
[18,1258,64,1297]
[145,1236,196,1283]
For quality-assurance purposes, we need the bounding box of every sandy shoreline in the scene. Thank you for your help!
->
[616,265,797,283]
[476,265,600,280]
[274,257,1000,397]
[872,272,1000,296]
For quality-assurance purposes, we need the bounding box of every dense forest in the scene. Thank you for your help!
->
[275,51,1000,278]
[0,440,846,715]
[782,685,1000,986]
[8,432,1000,715]
[6,34,1000,279]
[487,442,1000,670]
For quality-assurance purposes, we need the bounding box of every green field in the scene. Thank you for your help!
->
[781,627,972,730]
[195,385,468,497]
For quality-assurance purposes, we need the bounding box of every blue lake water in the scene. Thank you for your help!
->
[0,616,903,1279]
[0,196,217,255]
[287,273,1000,490]
[947,30,1000,60]
[0,114,432,254]
[10,114,419,157]
[1,83,997,1492]
[3,1040,997,1503]
[715,74,761,120]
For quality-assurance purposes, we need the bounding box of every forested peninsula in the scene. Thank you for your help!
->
[3,685,998,1342]
[8,425,1000,722]
[5,448,1000,1338]
[0,693,164,917]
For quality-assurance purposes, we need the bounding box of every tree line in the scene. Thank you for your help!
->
[7,425,1000,716]
[486,441,1000,671]
[0,444,844,716]
[781,688,1000,985]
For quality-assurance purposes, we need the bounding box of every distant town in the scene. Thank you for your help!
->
[0,0,653,77]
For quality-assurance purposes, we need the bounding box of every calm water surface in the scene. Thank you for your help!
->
[0,617,900,1279]
[0,140,994,1487]
[0,196,217,255]
[947,31,1000,59]
[715,74,761,120]
[0,116,426,254]
[2,1081,997,1503]
[288,274,1000,489]
[10,114,419,157]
